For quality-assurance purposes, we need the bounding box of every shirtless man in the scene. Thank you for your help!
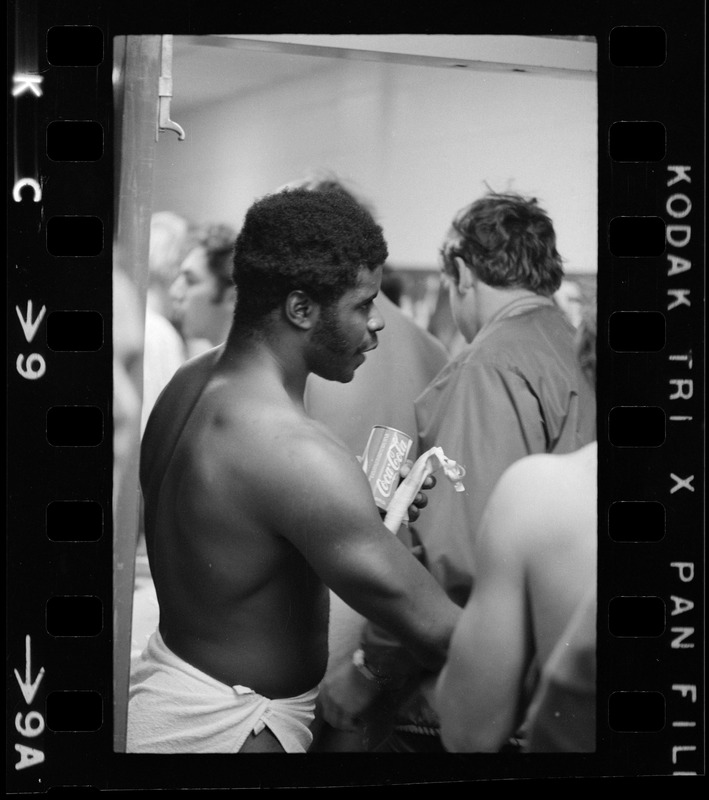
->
[127,187,460,754]
[433,441,597,752]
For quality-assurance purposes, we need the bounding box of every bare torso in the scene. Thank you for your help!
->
[435,442,598,751]
[141,348,335,698]
[140,331,459,713]
[524,444,597,667]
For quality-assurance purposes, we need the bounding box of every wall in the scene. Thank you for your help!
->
[152,46,597,274]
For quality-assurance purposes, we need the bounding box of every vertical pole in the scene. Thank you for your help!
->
[112,34,161,752]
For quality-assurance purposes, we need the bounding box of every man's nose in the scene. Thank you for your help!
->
[368,302,385,333]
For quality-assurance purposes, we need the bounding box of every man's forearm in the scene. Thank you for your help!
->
[359,621,426,689]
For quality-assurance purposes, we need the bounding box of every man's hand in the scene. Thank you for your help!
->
[400,459,436,523]
[318,659,383,731]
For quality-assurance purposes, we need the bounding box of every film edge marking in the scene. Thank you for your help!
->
[664,163,702,776]
[13,635,47,771]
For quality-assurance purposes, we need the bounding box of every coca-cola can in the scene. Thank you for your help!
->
[361,425,414,511]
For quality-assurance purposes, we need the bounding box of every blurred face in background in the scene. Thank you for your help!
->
[170,246,235,345]
[113,269,144,501]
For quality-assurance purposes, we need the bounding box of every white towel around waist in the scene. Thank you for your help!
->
[127,629,317,753]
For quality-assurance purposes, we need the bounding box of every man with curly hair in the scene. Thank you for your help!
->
[321,191,596,752]
[128,187,460,754]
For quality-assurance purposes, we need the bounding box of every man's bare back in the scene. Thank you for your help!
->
[142,348,342,695]
[434,442,597,752]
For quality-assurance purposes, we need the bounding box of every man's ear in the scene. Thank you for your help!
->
[454,256,475,293]
[284,290,317,330]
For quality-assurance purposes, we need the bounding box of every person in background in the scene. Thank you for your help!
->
[128,187,460,754]
[169,222,238,358]
[435,302,597,752]
[320,190,597,752]
[294,175,449,751]
[142,211,191,434]
[147,210,192,321]
[113,267,145,505]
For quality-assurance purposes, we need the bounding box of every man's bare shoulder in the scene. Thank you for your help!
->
[146,346,223,426]
[200,384,363,487]
[141,347,223,488]
[166,345,224,394]
[500,442,597,496]
[198,394,377,540]
[481,442,598,550]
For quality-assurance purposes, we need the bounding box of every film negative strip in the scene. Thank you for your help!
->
[6,0,705,791]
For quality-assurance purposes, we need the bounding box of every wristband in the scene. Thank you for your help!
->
[352,648,396,689]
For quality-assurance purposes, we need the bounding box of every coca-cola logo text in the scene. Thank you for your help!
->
[375,435,409,497]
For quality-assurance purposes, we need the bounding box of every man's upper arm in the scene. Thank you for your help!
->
[435,472,531,751]
[262,436,406,595]
[261,434,457,666]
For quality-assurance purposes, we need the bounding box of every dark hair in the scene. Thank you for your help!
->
[296,176,408,305]
[441,191,564,296]
[286,171,379,218]
[187,223,238,301]
[232,187,388,326]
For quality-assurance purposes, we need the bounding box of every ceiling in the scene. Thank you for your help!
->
[171,38,338,112]
[170,34,597,113]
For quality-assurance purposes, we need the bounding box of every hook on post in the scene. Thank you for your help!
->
[157,36,185,141]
